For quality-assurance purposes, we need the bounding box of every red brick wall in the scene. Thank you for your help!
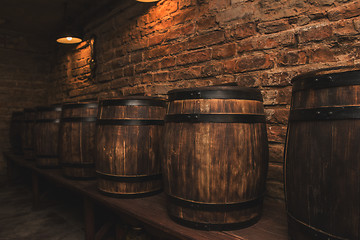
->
[0,30,51,175]
[50,0,360,200]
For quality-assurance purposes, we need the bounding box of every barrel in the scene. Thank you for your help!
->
[34,105,62,168]
[9,111,24,154]
[285,67,360,240]
[163,86,269,230]
[59,102,98,179]
[96,96,167,197]
[22,108,36,160]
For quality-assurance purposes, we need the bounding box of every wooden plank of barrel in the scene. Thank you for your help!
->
[9,111,24,154]
[34,105,62,168]
[96,96,167,197]
[163,86,269,231]
[285,67,360,240]
[22,108,36,160]
[59,102,98,179]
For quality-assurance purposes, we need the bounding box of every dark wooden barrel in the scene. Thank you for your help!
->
[96,96,167,197]
[163,86,269,230]
[59,102,98,179]
[9,111,24,154]
[285,67,360,240]
[34,105,62,168]
[22,108,36,160]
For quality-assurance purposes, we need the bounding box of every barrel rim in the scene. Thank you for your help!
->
[62,102,98,109]
[100,96,167,107]
[291,67,360,92]
[167,86,263,101]
[36,105,62,112]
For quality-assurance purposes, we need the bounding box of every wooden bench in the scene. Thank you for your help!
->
[4,151,288,240]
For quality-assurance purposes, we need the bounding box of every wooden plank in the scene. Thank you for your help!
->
[3,152,289,240]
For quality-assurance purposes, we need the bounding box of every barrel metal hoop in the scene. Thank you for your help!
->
[287,213,348,240]
[167,194,264,212]
[62,103,98,109]
[168,90,263,101]
[36,165,60,169]
[36,106,62,112]
[292,70,360,92]
[96,119,164,126]
[165,114,266,123]
[169,214,261,231]
[61,117,97,123]
[24,120,35,123]
[96,171,162,182]
[36,119,60,123]
[98,189,162,198]
[289,106,360,121]
[62,162,95,168]
[101,99,166,107]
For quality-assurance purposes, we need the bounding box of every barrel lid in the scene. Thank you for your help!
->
[36,104,62,112]
[100,96,167,107]
[62,102,98,109]
[168,86,263,101]
[292,66,360,92]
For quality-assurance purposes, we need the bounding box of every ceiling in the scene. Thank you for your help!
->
[0,0,115,36]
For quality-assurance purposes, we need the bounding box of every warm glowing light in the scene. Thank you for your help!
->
[56,36,82,44]
[136,0,159,2]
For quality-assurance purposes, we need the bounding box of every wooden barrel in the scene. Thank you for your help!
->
[96,96,167,197]
[22,108,36,160]
[285,67,360,240]
[9,111,24,154]
[59,102,98,179]
[163,86,269,230]
[34,105,62,168]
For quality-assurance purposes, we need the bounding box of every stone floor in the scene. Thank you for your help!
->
[0,180,84,240]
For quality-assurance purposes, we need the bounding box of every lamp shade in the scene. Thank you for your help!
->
[56,29,82,44]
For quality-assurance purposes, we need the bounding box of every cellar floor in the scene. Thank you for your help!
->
[0,180,84,240]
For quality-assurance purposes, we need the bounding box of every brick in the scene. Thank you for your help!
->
[216,3,256,23]
[197,16,217,31]
[134,73,153,84]
[201,62,224,77]
[179,0,197,9]
[153,71,169,82]
[332,19,357,36]
[146,45,171,59]
[130,51,143,64]
[171,7,198,26]
[187,31,225,50]
[226,53,274,73]
[212,43,236,59]
[266,181,285,200]
[230,22,257,39]
[265,108,290,124]
[257,19,291,34]
[267,124,287,143]
[327,1,360,21]
[269,143,285,163]
[209,0,230,11]
[135,61,160,74]
[277,50,307,66]
[298,24,333,43]
[159,56,177,69]
[166,23,195,41]
[234,74,258,87]
[169,66,202,80]
[238,31,296,52]
[177,49,212,66]
[148,1,178,21]
[307,47,336,63]
[262,87,292,106]
[268,162,283,182]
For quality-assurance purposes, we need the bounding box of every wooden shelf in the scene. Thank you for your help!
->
[4,151,289,240]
